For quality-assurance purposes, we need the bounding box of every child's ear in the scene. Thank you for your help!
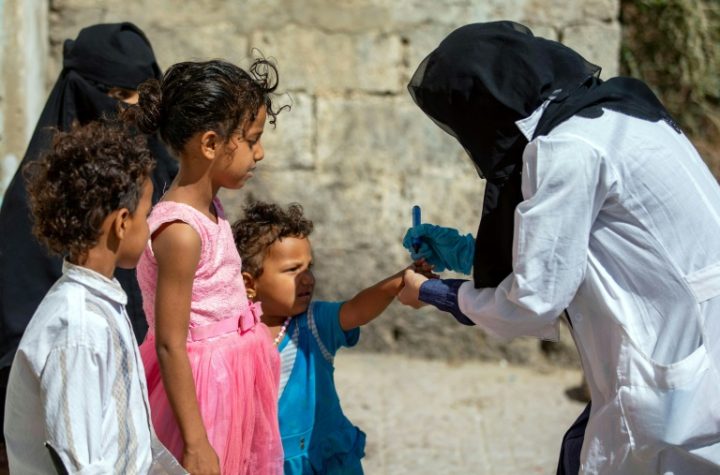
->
[200,130,219,160]
[113,209,131,241]
[242,271,257,300]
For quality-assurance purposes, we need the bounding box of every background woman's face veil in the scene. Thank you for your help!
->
[62,22,162,90]
[55,22,163,126]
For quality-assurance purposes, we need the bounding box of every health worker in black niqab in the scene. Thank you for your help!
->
[0,23,177,377]
[407,21,673,288]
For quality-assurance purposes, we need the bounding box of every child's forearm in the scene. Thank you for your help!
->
[339,270,404,331]
[156,343,211,448]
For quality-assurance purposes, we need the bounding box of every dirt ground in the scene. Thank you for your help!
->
[335,352,587,475]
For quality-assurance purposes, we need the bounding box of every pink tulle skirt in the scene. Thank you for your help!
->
[140,321,283,474]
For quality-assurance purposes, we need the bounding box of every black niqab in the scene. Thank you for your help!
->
[0,23,176,372]
[408,21,674,287]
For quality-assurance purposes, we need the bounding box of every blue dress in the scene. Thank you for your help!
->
[277,301,366,474]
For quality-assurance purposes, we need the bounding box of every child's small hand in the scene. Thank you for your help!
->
[398,269,429,309]
[412,258,440,279]
[182,440,220,475]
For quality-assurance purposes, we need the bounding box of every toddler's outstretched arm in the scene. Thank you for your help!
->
[339,269,405,331]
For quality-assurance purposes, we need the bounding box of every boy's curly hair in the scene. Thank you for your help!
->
[25,121,154,259]
[232,201,314,278]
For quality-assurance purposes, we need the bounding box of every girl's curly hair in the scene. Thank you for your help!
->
[232,201,314,278]
[25,121,154,259]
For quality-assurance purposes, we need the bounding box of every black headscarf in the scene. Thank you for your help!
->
[408,21,675,288]
[0,23,176,372]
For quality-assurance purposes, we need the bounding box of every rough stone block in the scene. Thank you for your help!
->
[148,23,249,66]
[262,92,315,170]
[583,0,619,22]
[316,94,484,231]
[563,21,621,78]
[251,25,403,93]
[467,0,544,25]
[317,95,459,169]
[388,0,502,28]
[525,0,604,26]
[287,0,393,33]
[50,0,113,8]
[468,0,618,28]
[52,0,233,25]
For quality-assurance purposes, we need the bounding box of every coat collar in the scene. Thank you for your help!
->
[515,99,552,141]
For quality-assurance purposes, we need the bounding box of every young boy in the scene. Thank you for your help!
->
[232,201,430,474]
[2,122,185,474]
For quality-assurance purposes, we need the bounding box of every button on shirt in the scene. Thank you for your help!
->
[3,262,184,474]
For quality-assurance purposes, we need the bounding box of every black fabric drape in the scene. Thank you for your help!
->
[407,21,673,288]
[0,23,176,374]
[556,402,592,475]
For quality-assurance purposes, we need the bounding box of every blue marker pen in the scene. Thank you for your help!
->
[411,205,422,253]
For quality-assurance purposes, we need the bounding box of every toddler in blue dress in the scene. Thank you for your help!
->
[232,201,420,474]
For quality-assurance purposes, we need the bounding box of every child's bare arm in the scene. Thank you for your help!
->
[153,222,219,474]
[339,269,405,331]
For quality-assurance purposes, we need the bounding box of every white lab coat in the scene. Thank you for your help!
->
[457,105,720,474]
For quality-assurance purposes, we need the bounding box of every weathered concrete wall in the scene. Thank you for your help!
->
[4,0,621,364]
[0,0,48,205]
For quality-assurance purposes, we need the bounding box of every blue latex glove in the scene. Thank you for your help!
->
[402,223,475,274]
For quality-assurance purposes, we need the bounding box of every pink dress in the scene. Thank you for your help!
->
[137,199,283,474]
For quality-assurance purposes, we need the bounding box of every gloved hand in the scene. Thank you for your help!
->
[402,223,475,274]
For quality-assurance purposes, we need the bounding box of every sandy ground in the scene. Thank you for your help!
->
[335,352,586,475]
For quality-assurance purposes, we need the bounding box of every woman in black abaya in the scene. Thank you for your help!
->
[0,23,177,445]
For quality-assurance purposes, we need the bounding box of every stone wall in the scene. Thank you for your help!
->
[2,0,621,365]
[0,0,47,205]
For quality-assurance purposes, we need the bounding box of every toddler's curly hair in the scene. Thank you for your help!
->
[232,201,314,278]
[25,121,154,259]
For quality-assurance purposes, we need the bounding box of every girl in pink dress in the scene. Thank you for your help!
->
[124,59,285,475]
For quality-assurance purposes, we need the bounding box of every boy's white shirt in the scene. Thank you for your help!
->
[3,261,186,474]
